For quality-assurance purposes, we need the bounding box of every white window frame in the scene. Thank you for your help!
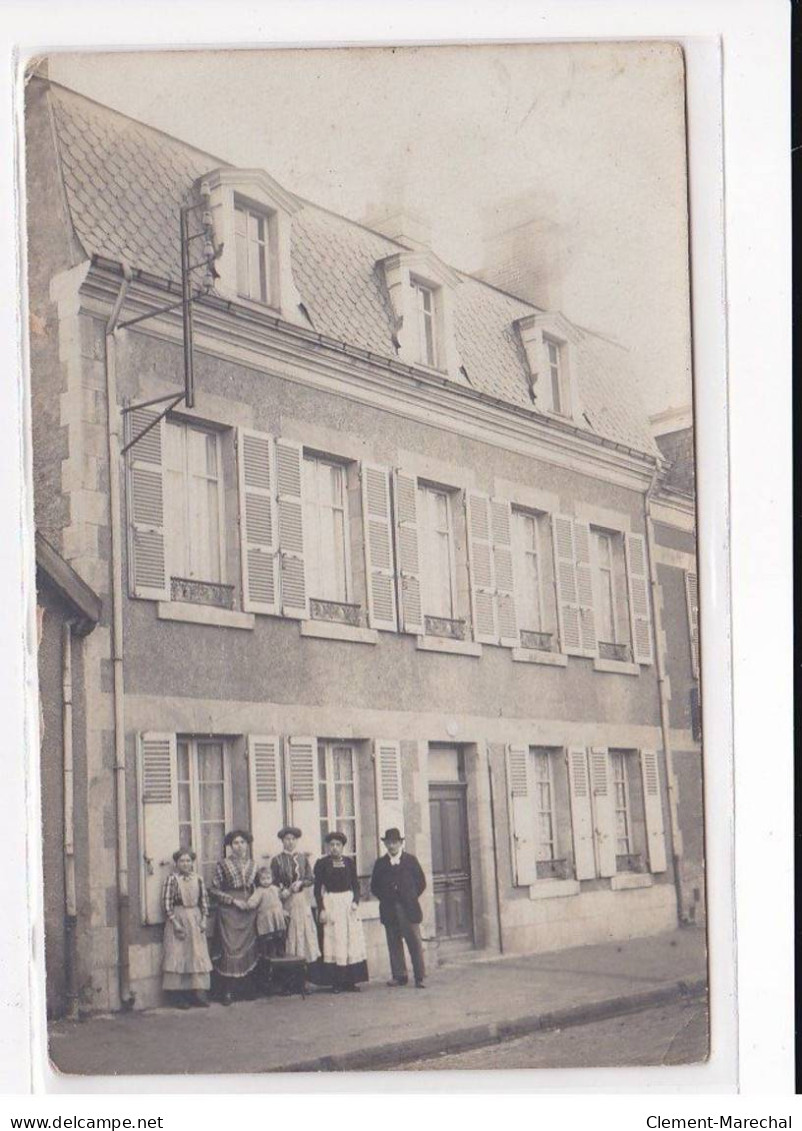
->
[317,739,361,871]
[512,508,546,633]
[410,277,438,368]
[532,747,557,863]
[165,418,227,586]
[543,335,571,418]
[176,736,233,886]
[417,481,458,620]
[234,198,272,305]
[610,750,632,857]
[592,528,619,646]
[302,452,353,604]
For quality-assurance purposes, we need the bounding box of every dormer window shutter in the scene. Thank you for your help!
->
[551,515,583,656]
[237,428,279,614]
[394,470,423,634]
[361,464,398,631]
[466,493,497,644]
[276,439,308,619]
[625,532,654,664]
[126,408,169,601]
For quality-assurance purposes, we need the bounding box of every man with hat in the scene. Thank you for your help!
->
[370,828,428,988]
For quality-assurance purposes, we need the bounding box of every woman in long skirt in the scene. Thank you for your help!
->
[161,848,213,1008]
[271,826,320,964]
[209,829,259,1005]
[313,831,368,993]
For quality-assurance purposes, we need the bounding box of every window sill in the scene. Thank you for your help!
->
[157,602,255,630]
[416,635,482,657]
[512,648,568,668]
[593,657,640,676]
[300,620,378,645]
[528,879,580,901]
[356,901,381,921]
[610,873,654,891]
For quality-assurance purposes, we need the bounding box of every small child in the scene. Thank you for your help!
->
[245,863,287,961]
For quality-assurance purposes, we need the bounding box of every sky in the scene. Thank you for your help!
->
[47,44,692,417]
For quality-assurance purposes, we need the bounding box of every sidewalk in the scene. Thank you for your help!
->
[48,927,707,1076]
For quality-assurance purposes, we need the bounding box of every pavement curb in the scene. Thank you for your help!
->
[280,977,708,1073]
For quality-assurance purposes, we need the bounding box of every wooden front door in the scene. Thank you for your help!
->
[429,784,474,942]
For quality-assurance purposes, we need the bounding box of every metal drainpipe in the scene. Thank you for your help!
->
[106,271,135,1008]
[645,471,686,925]
[62,622,79,1019]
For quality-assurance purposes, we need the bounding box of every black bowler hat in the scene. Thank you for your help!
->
[381,828,405,844]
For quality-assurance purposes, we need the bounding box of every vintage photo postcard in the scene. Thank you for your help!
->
[24,42,707,1076]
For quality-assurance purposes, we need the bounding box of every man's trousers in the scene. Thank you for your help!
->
[384,902,426,984]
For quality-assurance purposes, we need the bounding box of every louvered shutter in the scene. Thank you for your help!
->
[640,749,667,873]
[566,747,596,880]
[685,571,700,679]
[247,735,283,865]
[625,532,654,664]
[237,429,278,614]
[505,744,537,886]
[126,409,169,600]
[374,740,405,853]
[286,736,319,854]
[361,464,398,631]
[491,498,519,647]
[588,747,616,877]
[394,470,423,634]
[574,522,598,657]
[137,732,178,924]
[275,439,308,618]
[467,493,497,644]
[552,515,582,655]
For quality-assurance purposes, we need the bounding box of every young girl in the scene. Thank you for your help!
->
[243,863,287,960]
[161,848,213,1009]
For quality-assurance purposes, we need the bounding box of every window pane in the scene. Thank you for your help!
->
[249,239,262,301]
[201,823,224,877]
[177,741,190,782]
[235,232,249,296]
[200,783,225,823]
[332,746,353,782]
[178,782,192,825]
[198,742,224,782]
[334,783,355,821]
[317,744,327,782]
[234,207,246,236]
[179,822,193,852]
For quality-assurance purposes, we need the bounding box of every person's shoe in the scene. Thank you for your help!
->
[221,992,233,1007]
[415,980,427,989]
[330,985,342,994]
[386,977,408,987]
[193,992,210,1008]
[345,983,361,992]
[176,996,191,1010]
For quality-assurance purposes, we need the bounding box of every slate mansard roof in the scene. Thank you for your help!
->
[46,81,660,460]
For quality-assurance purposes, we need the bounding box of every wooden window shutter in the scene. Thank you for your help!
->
[361,464,398,631]
[573,522,598,657]
[491,498,519,647]
[285,736,319,856]
[247,735,283,865]
[505,744,537,886]
[588,747,616,877]
[374,740,405,853]
[237,429,278,614]
[276,439,309,619]
[137,732,178,924]
[625,532,654,664]
[551,515,582,655]
[126,408,169,600]
[466,493,497,644]
[566,747,596,880]
[685,570,700,679]
[639,749,667,873]
[394,470,423,634]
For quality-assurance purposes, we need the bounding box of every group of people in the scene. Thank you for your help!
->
[161,825,428,1008]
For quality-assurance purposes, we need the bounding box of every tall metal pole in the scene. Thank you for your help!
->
[180,206,195,408]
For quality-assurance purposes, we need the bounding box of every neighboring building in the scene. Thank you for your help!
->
[27,76,702,1013]
[649,406,704,924]
[36,532,102,1018]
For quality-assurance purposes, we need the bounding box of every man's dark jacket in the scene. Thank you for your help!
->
[370,851,427,926]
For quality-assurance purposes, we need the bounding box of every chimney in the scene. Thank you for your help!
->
[365,208,432,251]
[479,204,569,312]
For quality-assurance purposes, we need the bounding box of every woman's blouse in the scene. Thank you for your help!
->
[162,872,210,920]
[271,851,314,891]
[210,857,256,905]
[313,855,359,906]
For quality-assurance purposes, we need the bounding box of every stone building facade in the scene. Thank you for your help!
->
[27,77,704,1014]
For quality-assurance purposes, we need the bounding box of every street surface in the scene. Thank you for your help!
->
[398,999,709,1071]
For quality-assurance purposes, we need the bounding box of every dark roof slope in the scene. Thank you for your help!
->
[47,81,659,459]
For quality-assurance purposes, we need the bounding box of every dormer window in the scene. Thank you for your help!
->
[545,337,569,417]
[515,312,581,424]
[411,279,437,368]
[234,201,271,304]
